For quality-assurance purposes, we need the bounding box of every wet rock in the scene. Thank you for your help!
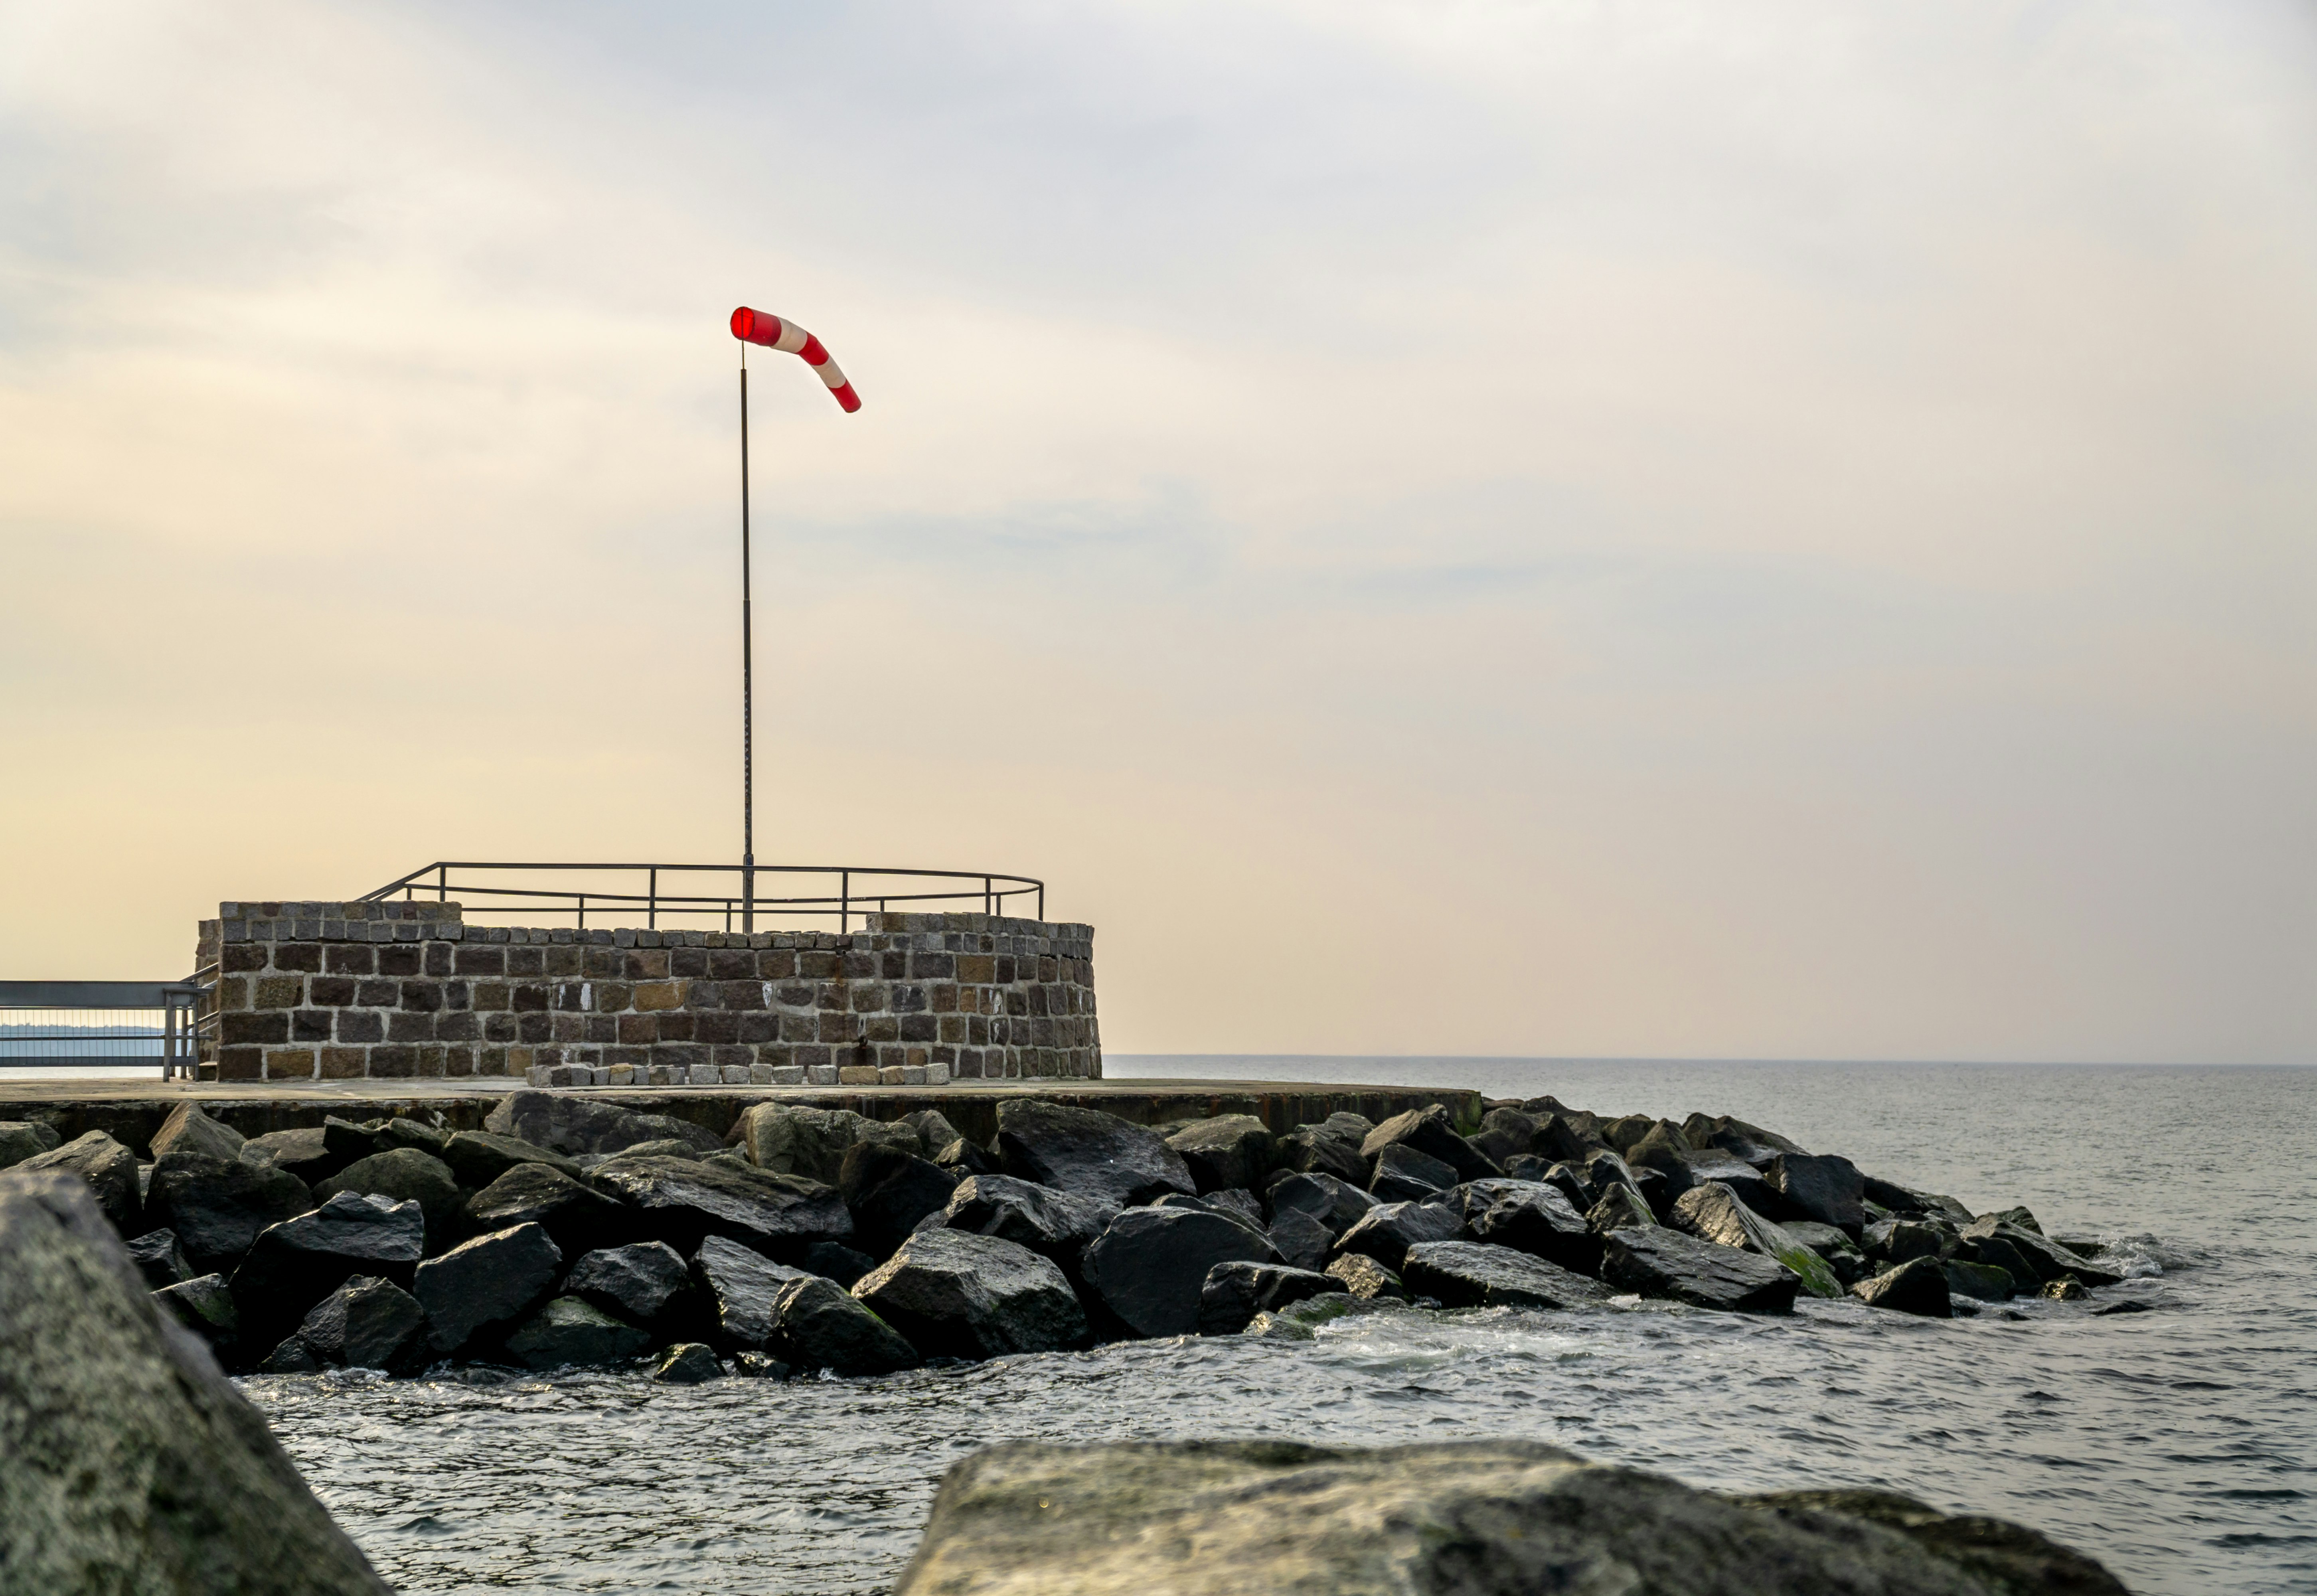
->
[1532,1113,1599,1164]
[1683,1113,1809,1167]
[149,1102,245,1163]
[934,1138,1001,1178]
[439,1130,581,1191]
[146,1152,314,1277]
[2093,1297,2152,1316]
[1960,1217,2121,1287]
[239,1127,346,1185]
[1960,1231,2041,1287]
[2043,1276,2088,1302]
[854,1229,1089,1359]
[941,1174,1118,1285]
[1275,1113,1373,1184]
[1456,1179,1599,1274]
[15,1130,141,1235]
[1204,1188,1264,1228]
[803,1240,879,1288]
[994,1100,1196,1208]
[376,1117,448,1156]
[322,1116,387,1163]
[1401,1240,1611,1311]
[1853,1256,1953,1317]
[0,1119,61,1171]
[231,1192,425,1352]
[1197,1260,1337,1335]
[770,1274,920,1375]
[690,1234,812,1350]
[903,1109,965,1156]
[1084,1206,1279,1338]
[1978,1205,2042,1235]
[296,1275,428,1370]
[839,1142,959,1257]
[0,1172,391,1592]
[505,1295,656,1368]
[1602,1113,1656,1154]
[1540,1159,1597,1213]
[1784,1220,1871,1286]
[1860,1174,1973,1224]
[1468,1107,1539,1169]
[1323,1253,1408,1300]
[486,1090,721,1158]
[1768,1153,1867,1235]
[154,1272,239,1353]
[258,1336,320,1373]
[1585,1184,1657,1235]
[652,1342,724,1383]
[1360,1105,1501,1185]
[1266,1210,1333,1271]
[612,1138,706,1162]
[738,1103,916,1183]
[1863,1217,1952,1266]
[1151,1192,1268,1241]
[1165,1115,1274,1194]
[1670,1182,1843,1300]
[1368,1141,1458,1201]
[1331,1199,1464,1272]
[1942,1259,2015,1302]
[126,1227,192,1289]
[1599,1227,1799,1314]
[316,1149,464,1255]
[567,1239,695,1331]
[733,1350,790,1377]
[590,1154,853,1260]
[467,1162,633,1260]
[1266,1171,1378,1238]
[413,1223,562,1355]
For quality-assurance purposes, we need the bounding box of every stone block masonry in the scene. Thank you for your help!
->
[193,901,1099,1087]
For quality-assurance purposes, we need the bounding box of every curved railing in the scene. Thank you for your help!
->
[359,861,1045,934]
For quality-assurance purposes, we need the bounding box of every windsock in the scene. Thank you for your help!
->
[729,307,860,412]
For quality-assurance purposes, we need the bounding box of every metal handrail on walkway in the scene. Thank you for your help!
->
[0,979,209,1080]
[360,861,1046,935]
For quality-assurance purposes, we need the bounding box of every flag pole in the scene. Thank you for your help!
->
[740,348,755,934]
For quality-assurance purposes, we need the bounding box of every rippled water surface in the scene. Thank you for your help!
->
[249,1060,2317,1595]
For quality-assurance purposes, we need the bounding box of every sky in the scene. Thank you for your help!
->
[1,0,2312,1063]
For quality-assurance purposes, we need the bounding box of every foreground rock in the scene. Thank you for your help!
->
[1274,1112,1373,1183]
[1084,1207,1278,1337]
[1854,1256,1955,1318]
[893,1439,2127,1596]
[941,1173,1118,1281]
[853,1229,1089,1358]
[1400,1240,1610,1311]
[589,1154,853,1258]
[0,1170,391,1593]
[996,1101,1196,1207]
[16,1130,142,1235]
[742,1103,920,1183]
[146,1152,315,1277]
[652,1342,724,1383]
[1331,1199,1464,1271]
[412,1223,563,1355]
[1457,1179,1598,1273]
[1323,1254,1407,1300]
[486,1090,721,1157]
[1600,1226,1800,1314]
[1669,1181,1843,1300]
[1360,1104,1500,1183]
[1769,1152,1867,1233]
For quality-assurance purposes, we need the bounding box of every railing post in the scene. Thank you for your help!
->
[578,895,586,931]
[648,867,657,930]
[1037,884,1044,921]
[438,864,447,902]
[984,875,992,915]
[840,870,849,935]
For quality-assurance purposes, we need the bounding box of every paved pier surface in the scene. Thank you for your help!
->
[0,1077,1486,1154]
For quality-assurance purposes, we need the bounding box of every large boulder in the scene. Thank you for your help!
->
[1864,1217,1953,1267]
[1331,1200,1464,1272]
[569,1240,697,1331]
[0,1120,62,1170]
[1854,1256,1954,1317]
[1943,1259,2017,1302]
[1196,1261,1337,1335]
[1164,1116,1273,1194]
[995,1101,1195,1207]
[1959,1217,2121,1287]
[1265,1210,1333,1271]
[768,1274,920,1375]
[889,1439,2129,1596]
[1586,1185,1658,1235]
[839,1142,959,1257]
[439,1130,581,1191]
[1786,1219,1872,1286]
[230,1192,426,1353]
[16,1130,141,1235]
[145,1152,314,1278]
[853,1229,1088,1359]
[412,1223,563,1355]
[485,1090,720,1157]
[1468,1106,1539,1169]
[741,1103,919,1183]
[1680,1113,1808,1165]
[289,1275,428,1371]
[941,1174,1118,1284]
[1400,1240,1610,1311]
[155,1272,239,1356]
[1359,1105,1500,1184]
[689,1234,813,1350]
[1367,1141,1458,1202]
[1265,1172,1377,1238]
[466,1162,633,1259]
[238,1128,346,1185]
[1083,1207,1278,1338]
[148,1103,245,1163]
[1456,1179,1598,1274]
[315,1149,464,1255]
[1274,1113,1373,1183]
[1600,1227,1799,1314]
[504,1296,655,1369]
[1768,1153,1867,1235]
[1670,1182,1843,1300]
[0,1171,391,1593]
[589,1154,853,1260]
[1323,1254,1407,1301]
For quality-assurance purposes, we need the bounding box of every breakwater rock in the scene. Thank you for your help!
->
[0,1089,2135,1379]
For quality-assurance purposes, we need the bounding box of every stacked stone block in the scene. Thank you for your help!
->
[195,901,1100,1086]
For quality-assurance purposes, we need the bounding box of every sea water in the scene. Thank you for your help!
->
[247,1060,2316,1595]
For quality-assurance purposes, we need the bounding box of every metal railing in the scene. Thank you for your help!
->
[360,861,1046,934]
[0,980,209,1079]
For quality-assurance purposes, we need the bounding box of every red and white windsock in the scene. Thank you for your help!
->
[729,307,860,413]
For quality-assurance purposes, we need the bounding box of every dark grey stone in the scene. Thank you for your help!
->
[568,1240,695,1330]
[316,1149,464,1256]
[1359,1106,1500,1184]
[412,1223,562,1355]
[258,1336,320,1373]
[1942,1259,2016,1302]
[853,1229,1088,1359]
[486,1090,721,1157]
[146,1152,314,1278]
[1669,1183,1843,1300]
[1266,1210,1332,1272]
[1400,1240,1611,1311]
[1165,1116,1273,1194]
[154,1272,239,1354]
[1960,1217,2121,1286]
[1084,1206,1279,1339]
[1195,1260,1336,1335]
[769,1274,920,1375]
[295,1275,427,1370]
[1323,1253,1407,1301]
[903,1109,965,1156]
[466,1162,633,1260]
[126,1227,192,1290]
[15,1131,141,1236]
[239,1128,347,1185]
[231,1192,425,1353]
[690,1234,812,1350]
[1368,1141,1458,1202]
[652,1342,724,1383]
[739,1104,919,1182]
[995,1100,1195,1208]
[1863,1218,1952,1266]
[1274,1113,1372,1184]
[0,1120,62,1171]
[1600,1227,1799,1314]
[1331,1200,1464,1272]
[1455,1179,1598,1274]
[1768,1153,1867,1234]
[941,1173,1118,1284]
[1266,1171,1377,1238]
[839,1142,959,1257]
[1784,1220,1872,1285]
[934,1138,1001,1177]
[439,1130,581,1191]
[803,1240,878,1288]
[504,1296,655,1369]
[148,1103,245,1163]
[589,1155,853,1260]
[1853,1256,1954,1317]
[1585,1185,1657,1235]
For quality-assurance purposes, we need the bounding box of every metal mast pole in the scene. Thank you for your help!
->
[741,355,755,933]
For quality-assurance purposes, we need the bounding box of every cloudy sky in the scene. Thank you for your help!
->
[2,1,2311,1063]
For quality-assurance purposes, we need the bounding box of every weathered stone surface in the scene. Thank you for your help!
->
[804,1240,879,1287]
[1151,1191,1270,1240]
[294,1275,428,1370]
[16,1130,141,1235]
[1275,1113,1372,1183]
[231,1192,426,1352]
[154,1272,239,1353]
[486,1090,721,1157]
[996,1100,1195,1208]
[316,1148,464,1254]
[1368,1140,1459,1201]
[1469,1106,1539,1169]
[504,1295,656,1368]
[1585,1184,1658,1235]
[652,1342,724,1383]
[1959,1216,2121,1287]
[1323,1253,1407,1300]
[1359,1105,1500,1184]
[854,1228,1089,1359]
[942,1173,1119,1283]
[1942,1259,2016,1302]
[439,1129,581,1191]
[1670,1182,1843,1300]
[1266,1210,1333,1271]
[1401,1240,1611,1311]
[1195,1260,1337,1335]
[839,1142,959,1256]
[892,1438,2129,1596]
[934,1137,1001,1177]
[1864,1217,1953,1266]
[1165,1115,1273,1194]
[2043,1276,2088,1301]
[257,1337,319,1373]
[413,1223,563,1354]
[590,1154,853,1259]
[770,1274,920,1375]
[0,1171,391,1594]
[1331,1199,1464,1271]
[1684,1113,1809,1167]
[568,1240,695,1330]
[1245,1292,1402,1339]
[239,1127,346,1185]
[742,1103,919,1183]
[1769,1152,1867,1234]
[126,1227,192,1290]
[0,1119,61,1171]
[1266,1171,1377,1238]
[903,1109,966,1156]
[1785,1219,1872,1285]
[322,1116,386,1163]
[1854,1256,1954,1317]
[690,1234,811,1350]
[149,1102,245,1163]
[1600,1227,1800,1314]
[615,1138,707,1162]
[467,1162,634,1260]
[146,1152,315,1278]
[376,1117,449,1157]
[1977,1205,2042,1235]
[1084,1206,1279,1339]
[1456,1179,1599,1274]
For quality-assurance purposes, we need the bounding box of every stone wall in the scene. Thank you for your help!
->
[195,901,1100,1086]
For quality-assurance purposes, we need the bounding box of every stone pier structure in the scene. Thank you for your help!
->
[196,901,1100,1087]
